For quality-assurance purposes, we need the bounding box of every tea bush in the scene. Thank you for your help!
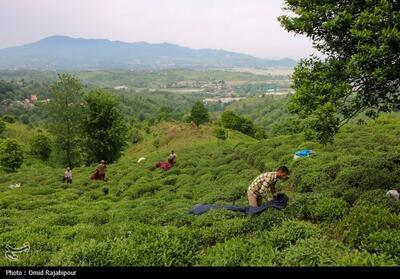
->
[355,189,400,214]
[52,214,80,226]
[246,209,287,233]
[340,188,362,206]
[335,250,396,266]
[337,206,400,247]
[199,237,277,266]
[267,220,321,250]
[107,226,202,266]
[283,193,320,220]
[1,118,400,266]
[361,230,400,264]
[279,238,349,266]
[85,211,110,226]
[308,197,349,222]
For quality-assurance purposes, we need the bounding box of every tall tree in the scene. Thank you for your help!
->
[30,134,52,161]
[279,0,400,143]
[190,101,210,127]
[47,74,84,167]
[83,89,128,164]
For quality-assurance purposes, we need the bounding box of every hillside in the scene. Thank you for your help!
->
[0,36,297,70]
[1,118,400,266]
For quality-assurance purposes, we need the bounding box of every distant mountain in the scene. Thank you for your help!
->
[0,36,297,70]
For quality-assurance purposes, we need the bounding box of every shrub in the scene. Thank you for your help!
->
[336,250,396,266]
[213,128,227,141]
[295,172,329,193]
[361,230,400,264]
[267,220,321,250]
[163,177,177,186]
[355,189,400,214]
[51,239,112,266]
[309,197,349,222]
[126,184,161,199]
[279,238,349,266]
[102,187,109,195]
[322,162,342,180]
[195,216,250,246]
[2,115,15,123]
[341,188,362,206]
[283,194,320,220]
[337,206,400,247]
[253,158,266,172]
[153,138,160,149]
[20,114,30,124]
[0,118,5,134]
[199,237,276,266]
[0,138,24,172]
[86,212,110,226]
[30,134,52,161]
[109,226,202,266]
[246,209,287,233]
[335,166,399,191]
[52,214,79,226]
[131,128,143,144]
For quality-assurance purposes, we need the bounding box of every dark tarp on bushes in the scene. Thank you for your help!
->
[189,193,289,215]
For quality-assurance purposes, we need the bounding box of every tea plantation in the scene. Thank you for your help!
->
[1,117,400,266]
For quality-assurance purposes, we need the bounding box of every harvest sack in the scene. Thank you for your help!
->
[293,149,312,160]
[155,161,173,171]
[189,193,289,215]
[90,171,99,180]
[295,149,312,157]
[386,190,399,200]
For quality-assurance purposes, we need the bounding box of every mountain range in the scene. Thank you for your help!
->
[0,36,297,70]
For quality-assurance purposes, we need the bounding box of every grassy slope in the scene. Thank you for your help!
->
[0,118,400,266]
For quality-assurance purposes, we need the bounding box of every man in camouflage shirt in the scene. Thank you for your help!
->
[247,166,289,207]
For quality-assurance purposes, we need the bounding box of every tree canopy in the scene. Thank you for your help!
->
[0,138,24,172]
[190,101,210,127]
[83,89,128,164]
[47,74,85,167]
[279,0,400,143]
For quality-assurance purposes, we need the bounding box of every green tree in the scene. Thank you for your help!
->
[220,111,262,138]
[221,111,242,131]
[20,114,29,125]
[47,74,85,167]
[83,89,128,164]
[213,127,227,142]
[30,134,52,161]
[2,115,15,123]
[156,106,174,122]
[0,138,24,172]
[0,117,5,135]
[279,0,400,143]
[190,101,210,127]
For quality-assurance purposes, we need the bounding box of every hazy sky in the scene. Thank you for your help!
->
[0,0,315,59]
